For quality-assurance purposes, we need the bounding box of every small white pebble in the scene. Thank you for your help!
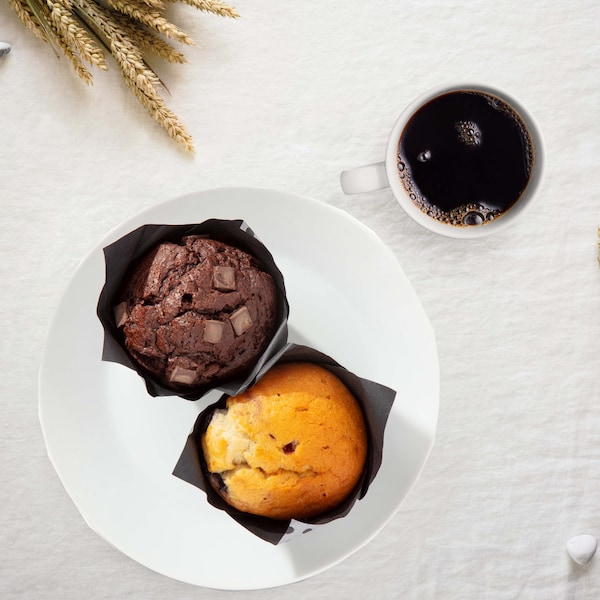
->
[566,534,597,565]
[0,42,11,57]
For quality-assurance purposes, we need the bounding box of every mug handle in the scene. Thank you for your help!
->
[340,162,389,194]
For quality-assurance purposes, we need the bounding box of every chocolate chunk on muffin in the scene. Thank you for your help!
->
[201,362,368,520]
[114,236,279,390]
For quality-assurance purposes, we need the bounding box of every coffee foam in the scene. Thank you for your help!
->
[397,156,503,226]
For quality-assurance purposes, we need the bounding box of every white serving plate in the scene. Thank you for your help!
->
[38,187,439,590]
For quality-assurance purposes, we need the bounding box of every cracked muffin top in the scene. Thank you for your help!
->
[201,362,368,520]
[113,235,279,392]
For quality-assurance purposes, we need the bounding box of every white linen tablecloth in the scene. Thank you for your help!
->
[1,1,598,598]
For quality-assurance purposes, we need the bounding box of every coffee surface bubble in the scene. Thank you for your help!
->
[397,90,534,227]
[455,120,482,147]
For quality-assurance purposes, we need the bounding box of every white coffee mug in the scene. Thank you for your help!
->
[340,83,545,238]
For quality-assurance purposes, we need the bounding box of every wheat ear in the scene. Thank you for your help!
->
[111,12,186,63]
[46,0,107,69]
[105,0,194,45]
[8,0,49,42]
[73,0,194,151]
[169,0,239,19]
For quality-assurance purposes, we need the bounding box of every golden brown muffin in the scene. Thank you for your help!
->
[201,362,368,520]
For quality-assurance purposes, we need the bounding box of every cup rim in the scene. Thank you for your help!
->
[385,82,545,238]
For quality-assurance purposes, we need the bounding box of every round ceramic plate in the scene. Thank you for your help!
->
[38,187,439,590]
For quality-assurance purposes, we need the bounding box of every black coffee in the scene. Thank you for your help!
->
[397,90,534,226]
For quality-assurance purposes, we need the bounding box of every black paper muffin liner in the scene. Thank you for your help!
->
[96,219,289,401]
[172,343,396,545]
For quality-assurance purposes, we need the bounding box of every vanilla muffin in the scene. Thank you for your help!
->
[201,362,368,520]
[113,235,279,391]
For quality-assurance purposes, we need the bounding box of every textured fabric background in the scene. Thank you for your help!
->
[1,1,598,598]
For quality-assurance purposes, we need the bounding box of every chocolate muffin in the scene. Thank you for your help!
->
[113,235,279,391]
[201,362,368,520]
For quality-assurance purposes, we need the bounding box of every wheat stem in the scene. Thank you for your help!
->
[22,0,63,55]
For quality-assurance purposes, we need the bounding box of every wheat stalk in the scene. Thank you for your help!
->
[8,0,239,152]
[72,0,194,148]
